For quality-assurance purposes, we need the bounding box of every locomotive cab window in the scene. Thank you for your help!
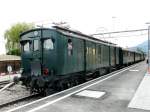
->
[68,39,73,56]
[23,41,30,52]
[43,38,54,50]
[33,39,39,51]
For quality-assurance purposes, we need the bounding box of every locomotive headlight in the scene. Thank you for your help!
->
[34,31,38,36]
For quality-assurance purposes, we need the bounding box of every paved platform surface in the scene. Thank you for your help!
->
[8,61,148,112]
[128,72,150,110]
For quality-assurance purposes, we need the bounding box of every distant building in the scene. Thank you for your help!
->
[0,55,21,74]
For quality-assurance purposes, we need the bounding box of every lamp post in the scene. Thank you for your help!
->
[146,23,150,73]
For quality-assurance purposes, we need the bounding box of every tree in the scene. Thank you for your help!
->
[4,23,34,55]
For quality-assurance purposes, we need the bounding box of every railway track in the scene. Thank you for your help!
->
[0,81,10,89]
[0,93,41,109]
[0,81,10,86]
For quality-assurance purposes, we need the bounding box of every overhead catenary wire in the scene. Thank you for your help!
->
[92,28,148,36]
[96,33,148,38]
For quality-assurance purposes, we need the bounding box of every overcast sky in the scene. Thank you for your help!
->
[0,0,150,54]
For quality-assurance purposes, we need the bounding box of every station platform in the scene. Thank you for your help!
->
[8,61,149,112]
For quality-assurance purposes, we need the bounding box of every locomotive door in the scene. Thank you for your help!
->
[31,38,42,76]
[42,37,56,75]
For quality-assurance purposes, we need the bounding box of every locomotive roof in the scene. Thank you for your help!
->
[20,27,144,54]
[20,28,50,37]
[20,26,117,47]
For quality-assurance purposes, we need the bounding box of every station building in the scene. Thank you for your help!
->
[0,55,21,75]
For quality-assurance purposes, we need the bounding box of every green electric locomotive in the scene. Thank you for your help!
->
[19,26,144,94]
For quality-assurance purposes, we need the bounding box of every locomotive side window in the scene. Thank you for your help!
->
[33,40,39,51]
[68,39,73,56]
[43,39,54,50]
[23,42,30,52]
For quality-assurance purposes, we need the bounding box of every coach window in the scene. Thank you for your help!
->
[86,47,89,54]
[68,39,73,56]
[98,45,101,62]
[33,40,39,51]
[93,48,96,55]
[43,38,54,50]
[23,41,30,52]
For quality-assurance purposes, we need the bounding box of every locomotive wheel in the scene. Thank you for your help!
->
[67,82,70,88]
[93,72,99,78]
[57,81,65,91]
[73,79,78,86]
[45,88,55,96]
[67,81,74,88]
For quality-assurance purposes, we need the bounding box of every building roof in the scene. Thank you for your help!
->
[0,55,21,61]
